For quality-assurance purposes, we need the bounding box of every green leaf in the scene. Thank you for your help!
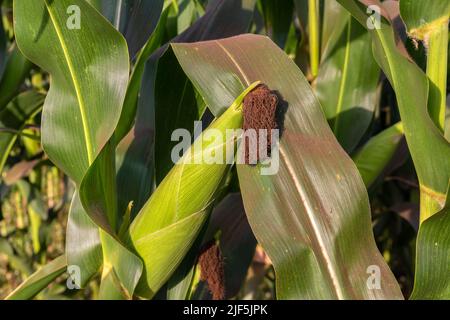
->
[122,0,164,59]
[176,0,196,34]
[400,0,449,134]
[173,34,403,299]
[76,143,142,299]
[13,0,141,298]
[154,49,205,183]
[0,91,44,176]
[0,13,6,78]
[353,122,404,187]
[410,190,450,299]
[66,193,102,288]
[115,85,156,218]
[0,238,32,276]
[399,0,450,39]
[117,0,256,218]
[401,0,449,134]
[167,192,256,300]
[129,82,260,298]
[97,265,128,300]
[259,0,294,48]
[166,229,205,300]
[6,255,67,300]
[115,56,158,218]
[78,116,142,298]
[114,5,170,142]
[292,0,310,75]
[88,0,164,58]
[316,14,380,153]
[14,0,129,184]
[320,0,348,54]
[80,140,118,232]
[132,210,208,298]
[98,230,143,299]
[0,46,32,110]
[153,0,256,183]
[337,0,450,222]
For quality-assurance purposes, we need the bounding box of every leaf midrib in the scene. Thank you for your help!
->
[211,40,345,299]
[215,40,251,86]
[44,0,95,165]
[279,146,344,299]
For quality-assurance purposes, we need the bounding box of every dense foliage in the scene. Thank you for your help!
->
[0,0,449,300]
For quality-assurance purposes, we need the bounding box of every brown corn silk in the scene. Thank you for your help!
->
[199,242,225,300]
[242,84,279,164]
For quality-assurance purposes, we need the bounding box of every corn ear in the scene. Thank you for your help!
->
[128,81,260,298]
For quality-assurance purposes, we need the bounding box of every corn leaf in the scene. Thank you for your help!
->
[316,13,380,153]
[66,193,102,288]
[167,192,257,300]
[172,34,403,299]
[410,190,450,299]
[87,0,163,59]
[337,0,450,221]
[399,0,450,38]
[153,0,256,183]
[98,230,143,299]
[14,0,129,184]
[121,0,164,59]
[259,0,294,48]
[0,91,44,176]
[80,141,118,232]
[177,0,199,34]
[353,122,404,187]
[6,255,67,300]
[132,210,208,298]
[320,0,348,54]
[115,67,157,217]
[0,15,6,78]
[400,0,449,133]
[0,239,32,277]
[154,50,205,183]
[117,0,256,220]
[0,46,32,110]
[13,0,127,232]
[339,0,450,301]
[13,0,143,298]
[129,82,260,298]
[114,5,169,142]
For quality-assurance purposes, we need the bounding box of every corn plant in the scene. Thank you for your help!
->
[0,0,449,300]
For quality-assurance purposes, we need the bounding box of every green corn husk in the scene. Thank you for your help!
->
[128,81,260,298]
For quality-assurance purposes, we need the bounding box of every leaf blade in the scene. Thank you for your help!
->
[0,91,44,176]
[172,34,403,299]
[14,0,129,183]
[6,255,67,300]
